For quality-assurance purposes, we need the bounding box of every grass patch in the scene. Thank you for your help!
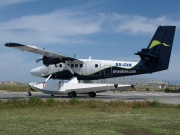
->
[46,98,56,106]
[86,100,98,108]
[68,98,79,105]
[0,99,179,134]
[28,97,43,106]
[0,98,178,109]
[0,106,179,134]
[151,99,160,107]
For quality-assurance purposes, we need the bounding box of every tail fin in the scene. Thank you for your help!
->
[135,26,176,71]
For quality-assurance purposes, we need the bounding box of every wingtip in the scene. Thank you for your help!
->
[4,43,25,47]
[4,43,9,47]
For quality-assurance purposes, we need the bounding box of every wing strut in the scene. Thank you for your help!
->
[64,62,74,74]
[45,74,52,82]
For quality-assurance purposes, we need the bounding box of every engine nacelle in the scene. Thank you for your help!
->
[42,56,75,66]
[42,56,61,66]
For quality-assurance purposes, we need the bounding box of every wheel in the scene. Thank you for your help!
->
[68,92,77,98]
[89,92,96,98]
[27,92,32,96]
[68,91,77,98]
[51,94,54,97]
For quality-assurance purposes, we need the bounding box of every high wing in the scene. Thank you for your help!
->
[5,43,83,63]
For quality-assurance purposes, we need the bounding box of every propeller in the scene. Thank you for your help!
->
[36,56,47,63]
[36,47,46,63]
[36,57,43,63]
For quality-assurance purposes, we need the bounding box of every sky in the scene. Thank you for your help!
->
[0,0,180,84]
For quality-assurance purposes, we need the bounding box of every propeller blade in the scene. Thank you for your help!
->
[36,58,42,63]
[36,56,43,63]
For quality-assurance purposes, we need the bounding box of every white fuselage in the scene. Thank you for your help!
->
[30,59,138,78]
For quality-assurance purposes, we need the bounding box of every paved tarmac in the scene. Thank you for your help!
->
[0,91,180,104]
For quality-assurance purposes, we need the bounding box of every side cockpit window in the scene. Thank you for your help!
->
[80,64,83,68]
[71,64,74,68]
[59,64,62,68]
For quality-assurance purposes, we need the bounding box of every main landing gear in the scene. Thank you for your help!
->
[88,92,96,98]
[68,91,77,98]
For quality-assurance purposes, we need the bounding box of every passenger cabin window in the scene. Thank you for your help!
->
[95,64,98,68]
[71,64,74,68]
[75,64,78,68]
[59,64,62,68]
[80,64,83,68]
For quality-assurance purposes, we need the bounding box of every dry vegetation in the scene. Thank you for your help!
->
[0,84,31,92]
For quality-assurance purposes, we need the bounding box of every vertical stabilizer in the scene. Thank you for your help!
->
[135,26,176,71]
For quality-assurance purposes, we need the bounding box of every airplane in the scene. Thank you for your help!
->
[4,26,176,98]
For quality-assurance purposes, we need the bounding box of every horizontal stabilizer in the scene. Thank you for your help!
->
[135,48,159,62]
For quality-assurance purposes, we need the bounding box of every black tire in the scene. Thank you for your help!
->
[27,92,32,96]
[51,94,54,97]
[89,92,96,98]
[68,91,77,98]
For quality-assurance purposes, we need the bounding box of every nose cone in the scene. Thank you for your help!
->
[30,67,42,77]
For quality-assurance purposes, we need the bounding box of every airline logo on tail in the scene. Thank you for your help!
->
[149,40,170,49]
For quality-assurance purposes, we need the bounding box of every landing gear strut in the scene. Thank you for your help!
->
[27,86,32,96]
[89,92,96,98]
[68,91,77,98]
[27,91,32,96]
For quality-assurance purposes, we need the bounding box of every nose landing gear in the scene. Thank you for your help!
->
[27,86,32,96]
